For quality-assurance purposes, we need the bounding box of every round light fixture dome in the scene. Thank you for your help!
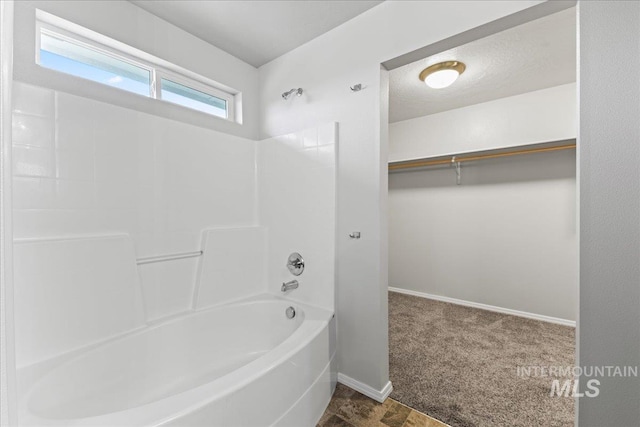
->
[419,61,466,89]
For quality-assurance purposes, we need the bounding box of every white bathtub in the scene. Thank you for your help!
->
[19,295,336,426]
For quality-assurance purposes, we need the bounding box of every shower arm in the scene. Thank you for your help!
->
[282,88,303,99]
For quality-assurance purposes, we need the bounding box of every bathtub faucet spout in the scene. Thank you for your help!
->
[281,280,299,292]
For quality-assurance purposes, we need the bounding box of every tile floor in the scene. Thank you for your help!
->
[317,383,448,427]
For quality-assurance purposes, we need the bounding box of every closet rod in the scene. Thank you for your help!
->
[388,142,576,171]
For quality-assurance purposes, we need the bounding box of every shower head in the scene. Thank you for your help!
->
[282,88,303,100]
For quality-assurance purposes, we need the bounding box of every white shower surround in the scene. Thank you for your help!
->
[11,80,337,425]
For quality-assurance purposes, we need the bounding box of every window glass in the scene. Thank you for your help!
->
[40,32,151,97]
[37,17,236,122]
[161,78,227,118]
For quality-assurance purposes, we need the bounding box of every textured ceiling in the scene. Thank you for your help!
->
[132,0,383,67]
[389,8,576,123]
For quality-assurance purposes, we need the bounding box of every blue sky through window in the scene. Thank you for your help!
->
[40,51,150,97]
[39,31,230,119]
[39,32,150,97]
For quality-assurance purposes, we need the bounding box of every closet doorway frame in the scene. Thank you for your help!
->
[379,0,579,424]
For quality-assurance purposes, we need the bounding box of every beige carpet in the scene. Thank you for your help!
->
[389,291,575,427]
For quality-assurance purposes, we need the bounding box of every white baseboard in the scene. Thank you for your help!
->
[337,373,393,403]
[388,287,576,327]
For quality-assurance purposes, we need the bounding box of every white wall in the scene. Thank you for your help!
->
[13,1,259,139]
[578,2,640,425]
[389,149,577,322]
[259,0,543,394]
[389,83,577,162]
[1,0,17,424]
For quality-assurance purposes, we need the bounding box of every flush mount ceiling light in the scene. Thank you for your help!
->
[419,61,466,89]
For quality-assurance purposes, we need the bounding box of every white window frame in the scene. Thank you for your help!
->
[35,13,236,122]
[36,21,157,98]
[156,69,233,120]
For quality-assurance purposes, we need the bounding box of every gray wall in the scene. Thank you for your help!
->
[578,1,640,426]
[389,149,577,321]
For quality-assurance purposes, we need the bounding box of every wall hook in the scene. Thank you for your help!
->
[451,157,461,185]
[350,84,363,92]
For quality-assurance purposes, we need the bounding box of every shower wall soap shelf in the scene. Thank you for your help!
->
[388,139,576,185]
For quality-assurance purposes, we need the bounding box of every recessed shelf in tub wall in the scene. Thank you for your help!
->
[388,139,576,172]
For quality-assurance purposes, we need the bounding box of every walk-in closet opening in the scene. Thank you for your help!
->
[385,6,578,427]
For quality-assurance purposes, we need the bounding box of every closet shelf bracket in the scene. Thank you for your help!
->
[452,157,461,185]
